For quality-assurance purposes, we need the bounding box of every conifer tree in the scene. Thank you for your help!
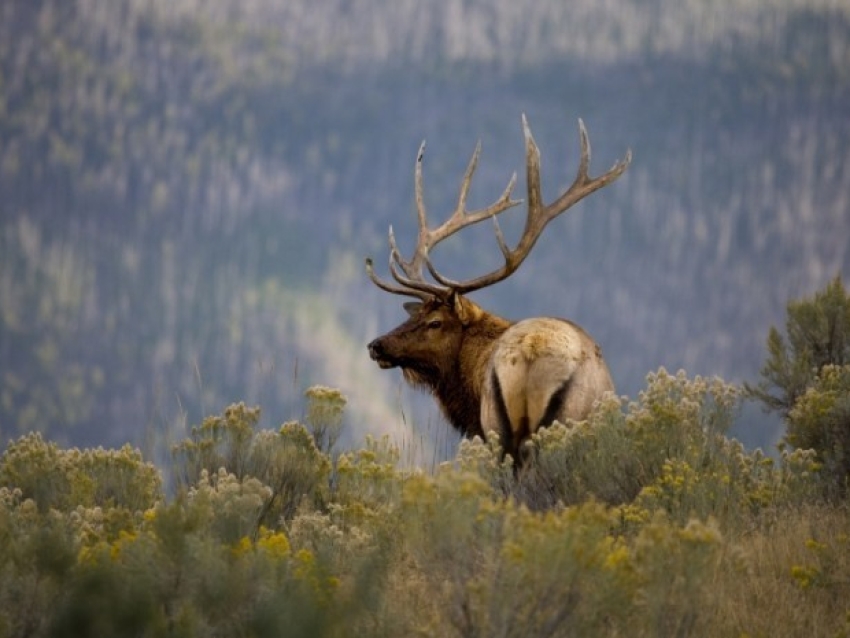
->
[747,275,850,497]
[746,275,850,417]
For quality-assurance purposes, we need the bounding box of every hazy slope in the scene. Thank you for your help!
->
[1,0,848,452]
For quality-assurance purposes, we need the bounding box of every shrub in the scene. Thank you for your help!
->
[746,275,850,499]
[0,432,162,513]
[2,378,849,637]
[746,275,850,416]
[303,385,346,454]
[785,365,850,498]
[171,402,261,486]
[172,403,332,531]
[397,463,726,638]
[452,369,821,532]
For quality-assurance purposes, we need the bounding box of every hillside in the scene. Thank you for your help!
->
[1,0,849,451]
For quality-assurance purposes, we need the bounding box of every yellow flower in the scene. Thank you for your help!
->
[502,541,525,563]
[232,536,253,558]
[293,549,340,607]
[603,542,630,570]
[110,530,138,561]
[679,519,722,545]
[78,541,108,565]
[294,548,315,578]
[790,564,819,589]
[257,529,291,560]
[804,538,827,553]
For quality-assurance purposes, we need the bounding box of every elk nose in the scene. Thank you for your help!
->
[367,339,383,360]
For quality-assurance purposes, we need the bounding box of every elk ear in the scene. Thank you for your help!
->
[403,301,422,317]
[449,292,482,326]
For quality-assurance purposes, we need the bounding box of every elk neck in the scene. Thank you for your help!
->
[436,310,512,439]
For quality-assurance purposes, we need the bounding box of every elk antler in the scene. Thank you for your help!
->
[366,139,521,299]
[366,115,631,299]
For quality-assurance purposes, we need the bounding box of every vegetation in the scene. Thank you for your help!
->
[1,4,847,635]
[2,0,849,450]
[747,276,850,416]
[1,5,848,631]
[747,276,850,499]
[1,376,848,637]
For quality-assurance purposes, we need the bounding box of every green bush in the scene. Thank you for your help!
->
[0,432,161,513]
[785,364,850,499]
[171,401,332,532]
[472,369,818,530]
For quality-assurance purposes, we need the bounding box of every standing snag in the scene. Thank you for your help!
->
[367,115,631,463]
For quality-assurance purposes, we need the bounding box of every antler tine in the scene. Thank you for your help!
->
[387,225,405,274]
[439,149,520,241]
[365,140,448,300]
[543,117,631,222]
[367,135,522,299]
[375,140,433,283]
[365,257,429,300]
[404,140,429,279]
[388,245,450,298]
[440,140,487,234]
[409,140,520,274]
[442,115,631,295]
[365,220,441,300]
[575,117,591,182]
[366,115,627,299]
[455,141,481,224]
[523,114,544,217]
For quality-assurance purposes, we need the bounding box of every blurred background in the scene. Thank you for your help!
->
[1,0,848,460]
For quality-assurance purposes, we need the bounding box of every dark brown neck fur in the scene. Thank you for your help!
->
[435,312,512,438]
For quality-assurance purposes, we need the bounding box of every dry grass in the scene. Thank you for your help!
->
[711,504,850,638]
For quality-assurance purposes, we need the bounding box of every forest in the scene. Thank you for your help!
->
[1,0,848,453]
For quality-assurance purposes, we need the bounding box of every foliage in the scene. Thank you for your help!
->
[171,401,331,531]
[0,432,162,514]
[785,365,850,499]
[747,275,850,416]
[303,385,346,454]
[747,276,850,499]
[487,369,821,529]
[3,376,850,636]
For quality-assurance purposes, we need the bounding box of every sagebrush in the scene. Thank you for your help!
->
[1,375,848,638]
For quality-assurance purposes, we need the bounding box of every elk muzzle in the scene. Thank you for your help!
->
[368,338,397,369]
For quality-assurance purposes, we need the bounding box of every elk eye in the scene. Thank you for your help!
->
[427,320,442,330]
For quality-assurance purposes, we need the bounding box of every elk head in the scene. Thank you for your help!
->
[368,294,479,372]
[366,115,631,451]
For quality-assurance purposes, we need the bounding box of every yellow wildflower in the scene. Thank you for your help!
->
[257,529,291,560]
[232,536,253,558]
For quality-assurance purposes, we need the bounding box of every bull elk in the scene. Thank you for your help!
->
[366,115,631,463]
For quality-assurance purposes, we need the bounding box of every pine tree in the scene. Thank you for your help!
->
[747,275,850,498]
[746,275,850,417]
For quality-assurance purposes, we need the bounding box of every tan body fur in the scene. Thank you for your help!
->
[481,317,614,460]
